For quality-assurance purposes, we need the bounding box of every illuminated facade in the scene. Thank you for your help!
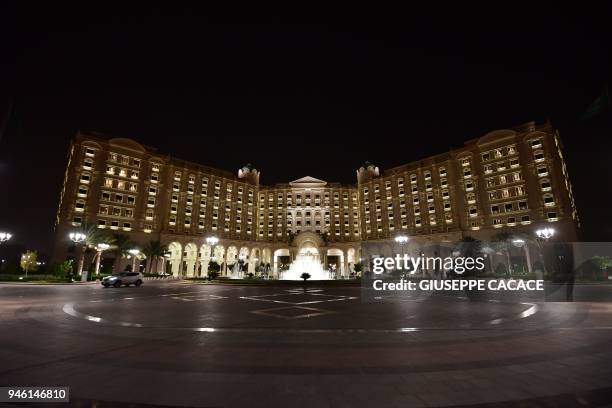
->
[52,121,579,277]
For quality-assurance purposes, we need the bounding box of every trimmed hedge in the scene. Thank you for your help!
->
[0,274,72,283]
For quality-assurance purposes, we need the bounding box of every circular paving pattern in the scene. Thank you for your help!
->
[1,281,612,407]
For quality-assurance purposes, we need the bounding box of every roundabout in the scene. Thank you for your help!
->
[1,281,612,407]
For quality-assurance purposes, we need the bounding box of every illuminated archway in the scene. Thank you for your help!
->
[327,248,344,278]
[168,242,182,276]
[199,244,211,276]
[184,243,198,277]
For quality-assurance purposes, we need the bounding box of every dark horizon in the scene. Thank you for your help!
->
[1,5,611,255]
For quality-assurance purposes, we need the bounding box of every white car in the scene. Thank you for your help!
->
[102,272,144,288]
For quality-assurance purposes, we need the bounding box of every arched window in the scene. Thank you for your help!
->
[77,185,88,197]
[536,165,548,177]
[543,193,555,207]
[533,150,545,162]
[83,158,94,170]
[75,200,85,212]
[540,179,551,191]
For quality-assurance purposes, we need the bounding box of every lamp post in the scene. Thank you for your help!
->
[128,249,140,272]
[394,235,409,276]
[206,236,219,276]
[535,227,555,278]
[94,243,110,276]
[69,232,87,281]
[0,233,11,274]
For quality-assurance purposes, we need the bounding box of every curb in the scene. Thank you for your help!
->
[0,281,99,285]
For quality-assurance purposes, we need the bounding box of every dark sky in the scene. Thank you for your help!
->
[1,5,611,255]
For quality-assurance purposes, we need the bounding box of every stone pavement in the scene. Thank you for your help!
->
[1,282,612,407]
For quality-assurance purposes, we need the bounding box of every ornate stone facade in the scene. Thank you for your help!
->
[52,121,579,277]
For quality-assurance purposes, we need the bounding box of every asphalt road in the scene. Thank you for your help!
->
[1,281,612,407]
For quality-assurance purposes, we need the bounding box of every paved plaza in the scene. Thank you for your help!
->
[1,281,612,407]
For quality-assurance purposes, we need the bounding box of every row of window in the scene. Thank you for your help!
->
[483,158,520,174]
[106,166,140,179]
[108,152,141,168]
[99,205,134,218]
[104,178,139,192]
[490,200,529,214]
[485,172,523,188]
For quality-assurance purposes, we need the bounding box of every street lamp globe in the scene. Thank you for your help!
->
[0,232,12,244]
[128,249,140,257]
[206,236,219,246]
[394,235,409,244]
[97,243,110,251]
[535,227,555,240]
[69,232,86,243]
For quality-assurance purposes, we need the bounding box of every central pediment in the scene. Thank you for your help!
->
[289,176,327,188]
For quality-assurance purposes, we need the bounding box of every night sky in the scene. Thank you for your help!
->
[1,5,611,256]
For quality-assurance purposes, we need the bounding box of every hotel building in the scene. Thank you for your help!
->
[52,121,579,277]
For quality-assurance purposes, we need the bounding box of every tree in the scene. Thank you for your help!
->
[353,262,363,276]
[72,222,108,280]
[20,250,38,277]
[110,233,134,272]
[300,272,311,282]
[49,261,72,277]
[453,236,484,277]
[492,232,514,276]
[456,236,481,255]
[208,261,221,280]
[141,240,167,274]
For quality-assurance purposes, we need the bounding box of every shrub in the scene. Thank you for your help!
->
[494,263,508,277]
[48,261,73,277]
[0,275,71,283]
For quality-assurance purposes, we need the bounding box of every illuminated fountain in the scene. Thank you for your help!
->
[282,247,332,280]
[228,261,243,279]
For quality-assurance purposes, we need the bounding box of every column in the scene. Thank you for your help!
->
[194,250,201,277]
[322,251,327,272]
[524,244,533,275]
[178,246,184,277]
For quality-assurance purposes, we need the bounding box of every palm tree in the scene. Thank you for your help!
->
[110,233,134,272]
[455,236,484,277]
[456,235,482,257]
[492,231,516,276]
[90,232,115,275]
[142,240,167,274]
[72,222,106,280]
